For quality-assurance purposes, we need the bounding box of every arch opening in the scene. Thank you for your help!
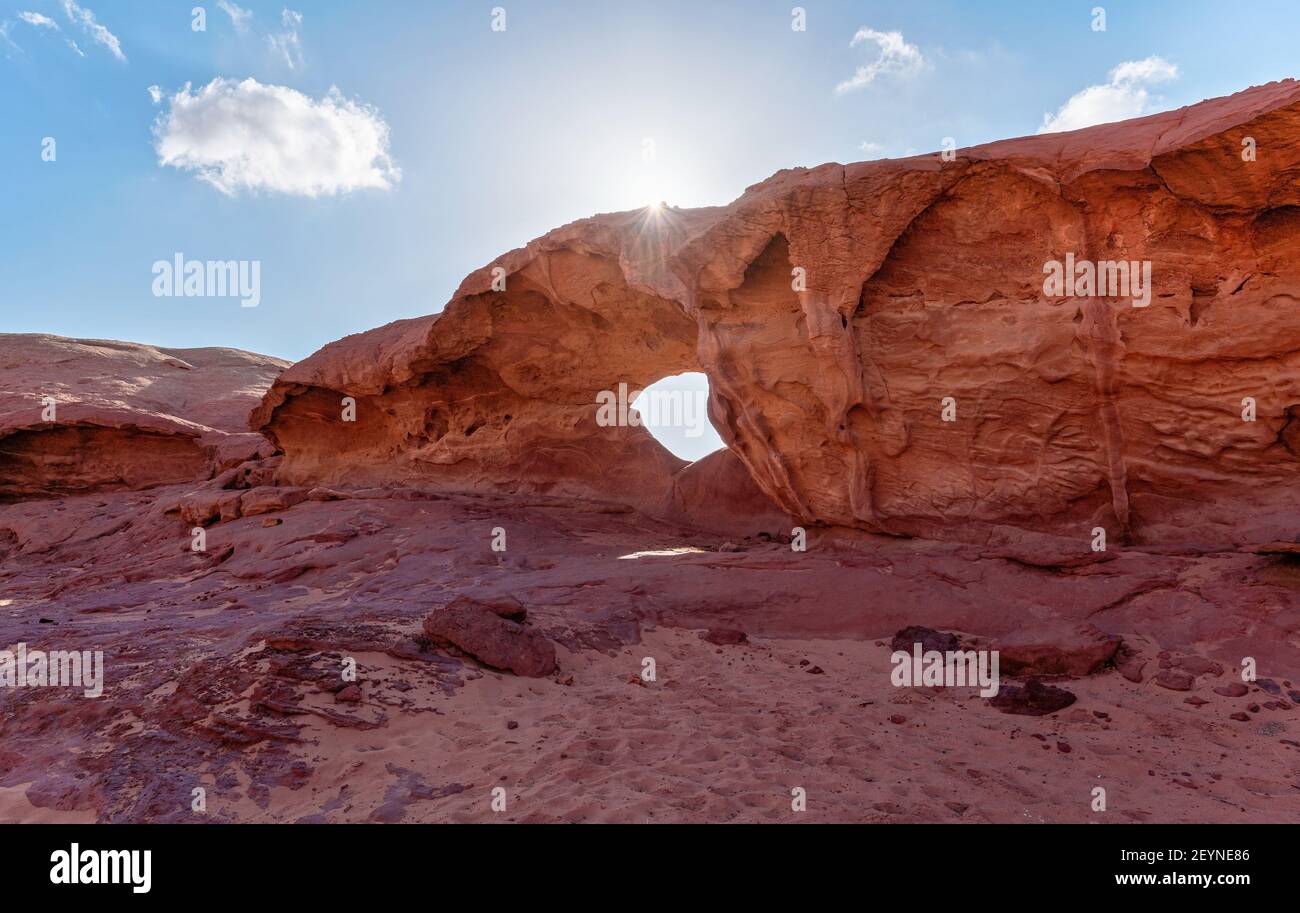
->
[630,371,725,463]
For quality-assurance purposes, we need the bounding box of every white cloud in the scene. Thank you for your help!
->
[153,78,401,198]
[61,0,125,61]
[0,21,19,55]
[66,38,83,56]
[147,84,161,104]
[267,8,303,69]
[1038,57,1178,134]
[217,1,253,32]
[18,11,59,29]
[859,141,884,154]
[835,28,924,94]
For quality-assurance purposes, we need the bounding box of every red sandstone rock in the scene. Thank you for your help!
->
[422,600,557,677]
[995,623,1120,678]
[1155,670,1196,691]
[701,628,748,645]
[890,626,961,654]
[238,486,311,517]
[254,80,1300,550]
[1161,654,1225,676]
[988,679,1077,716]
[1115,643,1148,683]
[652,448,793,537]
[1214,682,1250,697]
[1,334,286,499]
[447,594,528,624]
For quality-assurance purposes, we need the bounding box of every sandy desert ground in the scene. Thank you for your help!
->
[0,481,1297,823]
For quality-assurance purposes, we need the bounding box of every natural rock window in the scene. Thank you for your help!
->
[631,372,724,463]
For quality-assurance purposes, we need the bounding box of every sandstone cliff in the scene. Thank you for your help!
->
[0,334,287,499]
[253,80,1300,550]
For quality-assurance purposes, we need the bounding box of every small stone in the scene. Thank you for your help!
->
[806,665,825,675]
[335,685,362,703]
[1248,703,1261,713]
[1214,682,1249,697]
[1184,696,1209,707]
[888,714,906,725]
[1257,678,1282,696]
[1057,741,1071,753]
[1115,643,1146,683]
[1229,712,1251,722]
[890,626,960,654]
[702,628,748,646]
[506,720,519,730]
[1169,655,1223,676]
[1154,669,1194,691]
[987,679,1076,716]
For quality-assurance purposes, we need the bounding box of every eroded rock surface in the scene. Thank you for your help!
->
[423,596,557,677]
[256,80,1300,550]
[1,335,287,499]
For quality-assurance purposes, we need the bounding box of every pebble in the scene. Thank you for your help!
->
[1154,670,1194,691]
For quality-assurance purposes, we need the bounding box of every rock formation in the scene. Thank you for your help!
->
[255,79,1300,549]
[0,335,287,499]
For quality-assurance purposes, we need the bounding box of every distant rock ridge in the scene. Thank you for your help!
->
[252,79,1300,548]
[0,334,287,499]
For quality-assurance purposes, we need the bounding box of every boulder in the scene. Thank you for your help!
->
[995,623,1121,678]
[890,626,960,654]
[423,599,556,677]
[988,679,1077,716]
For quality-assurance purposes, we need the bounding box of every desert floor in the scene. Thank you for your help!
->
[1,485,1298,822]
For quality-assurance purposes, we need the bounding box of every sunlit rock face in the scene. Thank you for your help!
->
[0,335,286,499]
[255,80,1300,548]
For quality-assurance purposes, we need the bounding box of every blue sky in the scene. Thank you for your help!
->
[2,0,1299,369]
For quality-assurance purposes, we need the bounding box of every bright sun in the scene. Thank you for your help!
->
[627,169,681,212]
